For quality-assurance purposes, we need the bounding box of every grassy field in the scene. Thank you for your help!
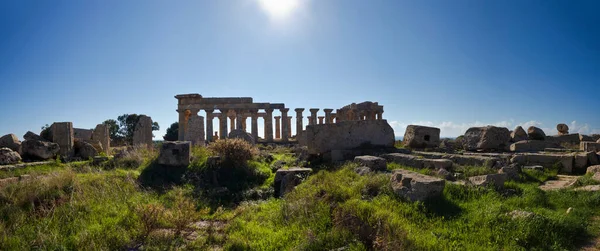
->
[0,143,598,250]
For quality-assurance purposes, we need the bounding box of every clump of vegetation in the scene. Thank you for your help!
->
[208,139,258,167]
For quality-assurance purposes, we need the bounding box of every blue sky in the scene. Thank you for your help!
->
[1,0,599,139]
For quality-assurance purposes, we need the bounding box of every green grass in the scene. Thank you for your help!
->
[1,146,599,250]
[0,162,64,179]
[224,163,600,250]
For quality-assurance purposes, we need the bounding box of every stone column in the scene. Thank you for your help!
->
[229,114,236,132]
[377,111,383,120]
[309,108,319,125]
[242,117,247,131]
[287,117,292,138]
[236,110,244,130]
[295,108,304,136]
[177,110,186,141]
[323,109,333,124]
[318,116,324,124]
[219,110,228,139]
[280,108,289,142]
[264,109,274,141]
[250,109,259,141]
[185,115,205,146]
[274,116,281,139]
[205,109,214,142]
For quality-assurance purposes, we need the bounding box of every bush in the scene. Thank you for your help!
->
[208,139,258,167]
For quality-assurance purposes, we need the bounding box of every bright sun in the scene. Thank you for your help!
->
[257,0,300,20]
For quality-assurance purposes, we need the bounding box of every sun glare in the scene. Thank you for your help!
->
[257,0,300,20]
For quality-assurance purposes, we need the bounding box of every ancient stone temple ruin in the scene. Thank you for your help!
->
[175,94,385,144]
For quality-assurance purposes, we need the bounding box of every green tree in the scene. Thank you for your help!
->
[116,114,160,144]
[102,119,120,141]
[163,122,179,141]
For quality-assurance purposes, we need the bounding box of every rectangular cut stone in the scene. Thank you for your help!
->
[354,155,387,171]
[381,153,423,168]
[510,140,548,152]
[304,120,395,154]
[92,124,110,154]
[390,169,445,202]
[184,115,205,146]
[51,122,74,157]
[511,153,574,173]
[74,128,93,140]
[158,141,191,166]
[133,115,153,147]
[574,153,589,170]
[547,134,580,146]
[581,142,600,152]
[403,125,440,149]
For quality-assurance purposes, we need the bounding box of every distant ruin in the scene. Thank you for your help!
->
[175,94,385,144]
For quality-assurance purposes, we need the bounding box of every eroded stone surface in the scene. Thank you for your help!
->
[274,168,312,197]
[539,175,578,191]
[184,115,205,146]
[581,142,600,152]
[21,140,60,160]
[403,125,440,149]
[390,169,445,202]
[354,155,387,171]
[74,139,98,160]
[0,148,21,165]
[133,115,153,147]
[228,129,255,145]
[511,153,573,173]
[158,141,191,167]
[304,120,394,155]
[0,134,21,153]
[510,140,549,152]
[511,126,528,142]
[463,126,510,151]
[527,126,546,140]
[468,173,507,189]
[51,122,74,157]
[92,124,110,154]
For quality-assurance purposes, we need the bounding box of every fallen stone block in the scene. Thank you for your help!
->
[158,141,191,166]
[0,134,21,153]
[381,153,423,169]
[468,173,507,189]
[402,125,440,149]
[588,151,599,165]
[463,126,511,151]
[274,167,312,197]
[527,126,546,140]
[580,142,600,152]
[573,153,589,170]
[0,148,21,165]
[499,165,520,181]
[422,159,453,170]
[510,126,528,142]
[510,140,549,152]
[21,140,60,160]
[74,139,98,160]
[587,165,600,174]
[390,169,445,202]
[354,155,387,172]
[511,153,573,173]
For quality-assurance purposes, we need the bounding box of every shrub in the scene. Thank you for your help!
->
[208,139,258,167]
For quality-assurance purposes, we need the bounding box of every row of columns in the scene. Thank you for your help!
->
[180,107,384,143]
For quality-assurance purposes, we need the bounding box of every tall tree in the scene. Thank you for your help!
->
[102,119,120,141]
[163,122,179,141]
[101,114,160,145]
